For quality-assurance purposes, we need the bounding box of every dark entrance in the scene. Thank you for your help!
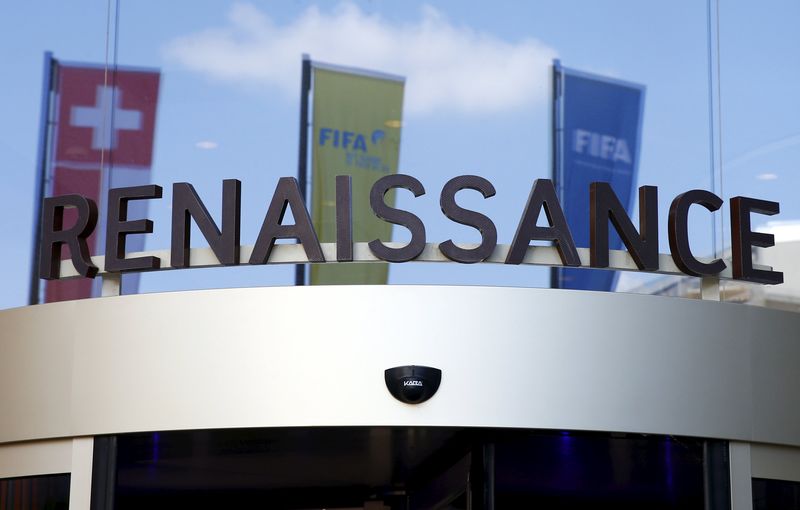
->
[92,427,725,510]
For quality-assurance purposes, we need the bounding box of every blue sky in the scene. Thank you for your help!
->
[1,1,798,310]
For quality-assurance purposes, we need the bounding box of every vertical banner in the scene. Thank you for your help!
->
[554,62,645,291]
[309,63,404,285]
[43,61,160,302]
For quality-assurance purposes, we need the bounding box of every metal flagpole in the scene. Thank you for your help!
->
[549,59,563,290]
[294,54,312,286]
[28,51,56,305]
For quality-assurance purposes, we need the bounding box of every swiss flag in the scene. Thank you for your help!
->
[54,65,159,167]
[44,63,160,303]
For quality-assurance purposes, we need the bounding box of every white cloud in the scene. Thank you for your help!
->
[195,140,218,150]
[163,3,557,116]
[759,220,800,243]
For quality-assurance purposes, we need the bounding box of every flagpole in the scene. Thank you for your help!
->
[295,54,312,286]
[550,59,563,290]
[28,51,56,305]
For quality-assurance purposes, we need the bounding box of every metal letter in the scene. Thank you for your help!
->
[668,190,726,276]
[171,179,241,267]
[105,185,163,272]
[368,174,426,262]
[439,175,497,263]
[336,175,353,262]
[39,195,99,279]
[730,196,783,284]
[506,179,579,266]
[250,177,324,264]
[590,183,659,270]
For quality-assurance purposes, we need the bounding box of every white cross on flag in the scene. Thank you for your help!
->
[54,64,159,166]
[45,63,160,303]
[70,85,143,151]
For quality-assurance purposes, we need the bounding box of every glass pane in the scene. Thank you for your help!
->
[3,1,722,307]
[111,427,713,509]
[0,474,70,510]
[718,2,800,309]
[753,478,800,510]
[20,1,797,305]
[494,431,707,508]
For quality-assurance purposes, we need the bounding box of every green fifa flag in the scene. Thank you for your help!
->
[310,64,405,285]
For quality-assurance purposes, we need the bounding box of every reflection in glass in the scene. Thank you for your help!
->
[111,427,713,509]
[0,474,70,510]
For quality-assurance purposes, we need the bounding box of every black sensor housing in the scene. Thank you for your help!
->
[384,365,442,404]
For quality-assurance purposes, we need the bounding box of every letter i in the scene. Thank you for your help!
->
[336,175,353,262]
[590,132,600,157]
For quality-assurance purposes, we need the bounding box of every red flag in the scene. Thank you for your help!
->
[44,63,160,303]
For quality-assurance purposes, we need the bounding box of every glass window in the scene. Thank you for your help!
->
[0,474,70,510]
[108,427,719,509]
[5,1,798,311]
[753,478,800,510]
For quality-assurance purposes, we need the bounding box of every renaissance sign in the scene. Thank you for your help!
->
[39,174,783,285]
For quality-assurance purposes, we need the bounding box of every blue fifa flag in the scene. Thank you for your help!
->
[553,62,645,291]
